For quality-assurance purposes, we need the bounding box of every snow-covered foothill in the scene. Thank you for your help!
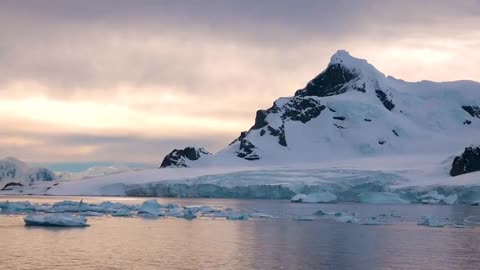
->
[0,157,55,192]
[24,214,89,227]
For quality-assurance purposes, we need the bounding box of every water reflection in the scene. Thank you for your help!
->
[0,197,480,269]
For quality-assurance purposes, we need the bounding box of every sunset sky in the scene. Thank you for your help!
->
[1,0,479,163]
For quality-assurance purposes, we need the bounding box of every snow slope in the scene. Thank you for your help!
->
[6,50,480,202]
[0,157,55,190]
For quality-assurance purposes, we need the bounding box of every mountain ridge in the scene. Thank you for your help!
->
[160,50,480,168]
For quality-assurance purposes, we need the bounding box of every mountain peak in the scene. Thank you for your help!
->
[295,50,385,97]
[328,50,383,78]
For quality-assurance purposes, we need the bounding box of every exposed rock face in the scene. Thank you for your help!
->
[375,89,395,111]
[462,105,480,118]
[281,97,326,123]
[450,146,480,176]
[235,139,259,160]
[1,182,23,191]
[295,63,357,97]
[160,147,211,168]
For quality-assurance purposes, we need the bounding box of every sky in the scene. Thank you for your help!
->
[1,0,479,163]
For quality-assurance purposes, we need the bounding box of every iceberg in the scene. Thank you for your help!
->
[419,191,445,204]
[358,192,410,204]
[290,191,337,203]
[138,199,162,216]
[24,214,89,227]
[182,208,197,220]
[0,201,35,213]
[441,194,458,205]
[417,217,445,227]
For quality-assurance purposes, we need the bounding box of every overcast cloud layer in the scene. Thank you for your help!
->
[1,0,479,163]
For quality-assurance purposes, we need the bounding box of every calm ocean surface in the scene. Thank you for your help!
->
[1,196,480,270]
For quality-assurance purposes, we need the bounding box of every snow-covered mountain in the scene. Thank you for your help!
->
[11,50,480,203]
[166,50,480,167]
[0,157,55,190]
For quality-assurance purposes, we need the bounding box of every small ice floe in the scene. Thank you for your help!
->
[111,210,134,217]
[358,192,410,204]
[24,214,89,227]
[0,201,36,213]
[97,201,134,213]
[417,217,445,227]
[441,194,458,205]
[463,216,480,224]
[290,191,337,203]
[138,199,162,216]
[79,211,104,217]
[225,213,249,220]
[419,191,445,204]
[314,209,329,216]
[294,216,315,221]
[249,212,274,219]
[185,205,220,214]
[181,208,197,220]
[361,219,385,226]
[335,215,359,224]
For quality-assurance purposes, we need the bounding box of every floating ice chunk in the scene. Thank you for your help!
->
[335,215,359,224]
[417,217,445,227]
[290,194,307,202]
[441,194,458,205]
[111,210,134,217]
[361,220,385,225]
[185,205,220,213]
[0,201,36,213]
[182,208,197,220]
[249,212,274,219]
[24,214,89,227]
[463,216,480,224]
[225,213,249,220]
[294,216,315,221]
[49,200,91,212]
[163,208,183,217]
[314,210,328,216]
[97,201,133,213]
[80,211,104,217]
[138,199,162,216]
[290,191,337,203]
[358,192,410,204]
[420,191,445,204]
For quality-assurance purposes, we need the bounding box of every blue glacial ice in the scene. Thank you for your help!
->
[24,214,89,227]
